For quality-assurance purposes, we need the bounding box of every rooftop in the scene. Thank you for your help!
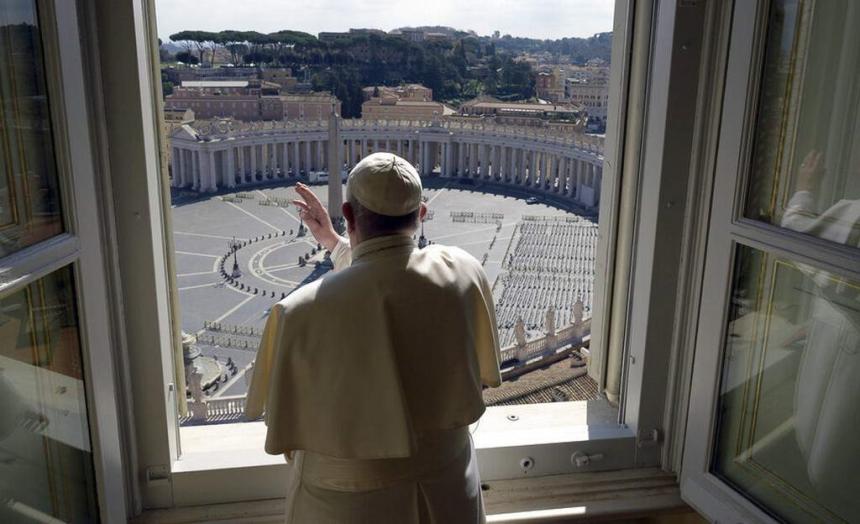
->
[483,352,598,406]
[466,101,581,112]
[181,80,251,88]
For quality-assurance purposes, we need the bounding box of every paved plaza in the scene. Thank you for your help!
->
[172,179,593,400]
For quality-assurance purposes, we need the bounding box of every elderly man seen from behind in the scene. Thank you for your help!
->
[246,153,502,524]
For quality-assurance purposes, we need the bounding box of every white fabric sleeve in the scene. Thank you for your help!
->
[330,236,352,272]
[781,190,816,232]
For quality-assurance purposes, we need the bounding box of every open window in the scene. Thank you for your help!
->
[0,1,125,521]
[133,0,669,508]
[682,0,860,522]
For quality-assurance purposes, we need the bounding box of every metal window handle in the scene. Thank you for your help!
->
[571,451,604,467]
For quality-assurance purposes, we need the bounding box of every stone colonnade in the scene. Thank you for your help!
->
[171,123,604,209]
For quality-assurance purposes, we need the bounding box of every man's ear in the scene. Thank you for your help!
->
[418,202,428,222]
[342,202,356,233]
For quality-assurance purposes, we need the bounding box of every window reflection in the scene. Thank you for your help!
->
[713,245,859,523]
[745,0,860,248]
[0,267,98,523]
[0,0,64,258]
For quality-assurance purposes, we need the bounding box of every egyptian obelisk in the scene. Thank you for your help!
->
[327,99,344,232]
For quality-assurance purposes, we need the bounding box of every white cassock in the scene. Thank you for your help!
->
[781,192,860,516]
[246,233,502,524]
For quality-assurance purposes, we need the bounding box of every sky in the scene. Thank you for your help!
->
[156,0,614,42]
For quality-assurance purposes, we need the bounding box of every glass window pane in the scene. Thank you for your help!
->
[713,245,860,523]
[0,0,64,258]
[0,266,99,522]
[745,0,860,248]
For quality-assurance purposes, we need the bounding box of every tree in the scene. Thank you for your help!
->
[499,56,534,99]
[158,38,173,63]
[170,30,217,65]
[216,30,250,65]
[175,51,198,65]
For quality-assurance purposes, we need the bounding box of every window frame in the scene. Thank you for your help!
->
[90,0,716,514]
[681,0,860,522]
[0,0,128,521]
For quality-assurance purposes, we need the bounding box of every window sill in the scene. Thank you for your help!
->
[169,400,634,506]
[134,467,687,523]
[177,400,620,466]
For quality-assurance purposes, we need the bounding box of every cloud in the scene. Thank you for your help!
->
[156,0,613,41]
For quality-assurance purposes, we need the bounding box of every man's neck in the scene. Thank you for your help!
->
[348,229,416,248]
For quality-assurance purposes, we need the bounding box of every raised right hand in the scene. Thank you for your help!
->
[291,183,343,251]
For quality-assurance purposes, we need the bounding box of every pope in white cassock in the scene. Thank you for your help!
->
[245,153,502,523]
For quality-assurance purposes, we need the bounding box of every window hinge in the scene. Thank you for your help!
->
[636,428,662,448]
[145,465,170,487]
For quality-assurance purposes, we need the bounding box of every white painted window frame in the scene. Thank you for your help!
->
[0,1,127,521]
[681,0,860,522]
[87,0,717,514]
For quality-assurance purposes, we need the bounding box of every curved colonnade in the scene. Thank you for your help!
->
[170,119,604,210]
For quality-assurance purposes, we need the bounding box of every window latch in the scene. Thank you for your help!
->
[571,451,604,467]
[637,428,661,448]
[145,465,170,487]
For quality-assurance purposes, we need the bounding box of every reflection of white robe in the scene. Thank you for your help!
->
[782,193,860,515]
[246,234,501,523]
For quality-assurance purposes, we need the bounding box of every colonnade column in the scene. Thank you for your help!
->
[197,150,206,190]
[444,142,454,177]
[544,154,552,191]
[291,142,299,174]
[199,149,211,191]
[558,157,567,194]
[173,148,181,187]
[550,156,556,192]
[173,148,183,187]
[517,149,525,185]
[259,144,266,177]
[208,150,217,191]
[547,154,554,191]
[567,158,576,196]
[575,160,584,197]
[190,150,199,190]
[236,146,243,184]
[528,150,535,186]
[419,141,428,176]
[457,142,465,176]
[564,157,576,196]
[171,148,180,186]
[269,143,277,176]
[226,148,236,188]
[538,153,547,189]
[249,144,257,180]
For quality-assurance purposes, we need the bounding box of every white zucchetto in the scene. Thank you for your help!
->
[346,153,423,216]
